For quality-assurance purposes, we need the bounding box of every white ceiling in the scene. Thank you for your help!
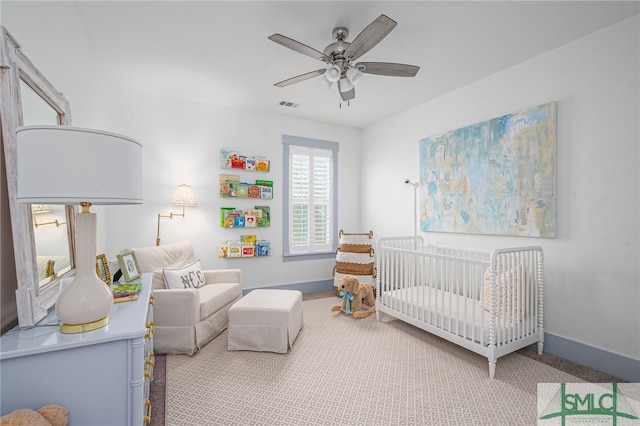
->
[73,1,639,129]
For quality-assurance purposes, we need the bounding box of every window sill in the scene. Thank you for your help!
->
[282,252,335,262]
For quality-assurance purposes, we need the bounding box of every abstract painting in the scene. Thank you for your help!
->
[419,102,556,237]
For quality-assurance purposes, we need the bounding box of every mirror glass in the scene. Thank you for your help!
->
[19,79,59,125]
[19,80,73,286]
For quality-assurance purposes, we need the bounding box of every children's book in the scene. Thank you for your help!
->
[113,294,138,303]
[255,206,270,226]
[219,174,240,197]
[220,149,239,169]
[110,282,142,297]
[218,241,229,258]
[245,157,256,171]
[255,157,270,172]
[241,234,256,244]
[247,185,261,198]
[244,214,257,227]
[220,207,235,227]
[242,244,255,257]
[256,240,271,256]
[237,183,249,198]
[260,186,273,199]
[231,155,246,169]
[227,241,242,257]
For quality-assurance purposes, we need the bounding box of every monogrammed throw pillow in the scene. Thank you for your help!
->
[162,259,206,289]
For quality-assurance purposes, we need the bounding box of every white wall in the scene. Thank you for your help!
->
[1,2,108,130]
[105,87,362,289]
[1,1,111,251]
[361,17,640,362]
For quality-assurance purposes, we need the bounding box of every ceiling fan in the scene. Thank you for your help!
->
[268,14,420,102]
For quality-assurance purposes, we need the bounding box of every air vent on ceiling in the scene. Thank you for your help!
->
[278,100,300,108]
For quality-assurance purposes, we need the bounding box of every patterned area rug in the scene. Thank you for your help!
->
[167,297,584,425]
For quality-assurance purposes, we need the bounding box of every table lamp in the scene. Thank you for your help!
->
[16,125,143,333]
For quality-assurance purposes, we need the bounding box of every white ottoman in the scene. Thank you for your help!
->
[228,289,303,353]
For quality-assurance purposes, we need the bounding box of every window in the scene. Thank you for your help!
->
[283,135,338,260]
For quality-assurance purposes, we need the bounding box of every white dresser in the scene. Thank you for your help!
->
[0,273,155,425]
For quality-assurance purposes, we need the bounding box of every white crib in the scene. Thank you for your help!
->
[376,236,544,378]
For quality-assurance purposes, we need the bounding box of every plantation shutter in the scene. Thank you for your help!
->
[289,145,332,253]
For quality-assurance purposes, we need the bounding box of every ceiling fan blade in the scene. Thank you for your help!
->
[274,69,326,88]
[357,62,420,77]
[339,87,356,101]
[344,15,397,61]
[268,34,331,63]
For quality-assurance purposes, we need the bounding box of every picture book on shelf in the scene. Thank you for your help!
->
[256,240,271,256]
[255,157,270,172]
[255,206,270,225]
[245,157,256,170]
[219,174,240,197]
[218,241,228,258]
[242,244,255,257]
[244,214,257,227]
[237,183,249,198]
[247,185,261,198]
[227,241,242,257]
[241,234,256,244]
[220,150,239,169]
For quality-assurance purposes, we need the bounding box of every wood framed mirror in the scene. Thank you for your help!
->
[1,26,76,327]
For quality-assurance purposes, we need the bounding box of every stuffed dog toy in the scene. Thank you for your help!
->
[0,404,68,426]
[331,275,376,318]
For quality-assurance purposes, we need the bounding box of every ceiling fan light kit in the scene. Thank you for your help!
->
[319,76,334,89]
[325,64,341,82]
[338,77,354,93]
[345,67,363,85]
[268,14,420,102]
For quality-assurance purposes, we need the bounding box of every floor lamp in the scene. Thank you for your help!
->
[17,125,143,333]
[404,178,419,237]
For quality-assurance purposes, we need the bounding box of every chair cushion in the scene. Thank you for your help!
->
[122,241,196,289]
[199,283,242,320]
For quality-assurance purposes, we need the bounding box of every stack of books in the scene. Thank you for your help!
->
[109,282,142,303]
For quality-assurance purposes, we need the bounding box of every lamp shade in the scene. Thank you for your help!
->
[325,65,341,83]
[338,77,354,93]
[16,125,143,205]
[31,204,52,214]
[172,184,197,207]
[346,67,363,85]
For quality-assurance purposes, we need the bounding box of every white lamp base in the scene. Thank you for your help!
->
[55,211,113,334]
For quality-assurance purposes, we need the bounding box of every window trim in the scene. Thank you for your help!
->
[282,135,339,261]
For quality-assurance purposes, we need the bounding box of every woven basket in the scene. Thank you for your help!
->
[339,244,374,254]
[336,262,374,276]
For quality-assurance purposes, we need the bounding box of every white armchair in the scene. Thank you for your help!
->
[121,241,242,355]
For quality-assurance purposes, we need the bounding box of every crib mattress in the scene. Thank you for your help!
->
[380,286,533,346]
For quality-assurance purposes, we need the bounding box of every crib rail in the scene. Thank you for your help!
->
[376,237,543,350]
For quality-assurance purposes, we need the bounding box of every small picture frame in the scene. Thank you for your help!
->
[117,250,141,282]
[95,253,111,285]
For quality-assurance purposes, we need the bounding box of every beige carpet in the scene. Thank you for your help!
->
[167,297,585,425]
